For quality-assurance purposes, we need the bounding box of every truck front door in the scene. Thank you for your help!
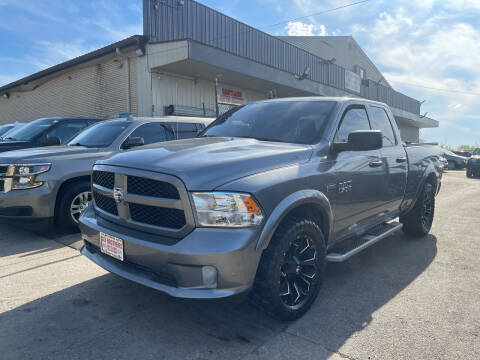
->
[332,106,386,241]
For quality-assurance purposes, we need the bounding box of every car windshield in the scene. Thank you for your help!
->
[3,118,58,141]
[68,120,131,148]
[0,125,14,137]
[200,100,336,144]
[473,148,480,155]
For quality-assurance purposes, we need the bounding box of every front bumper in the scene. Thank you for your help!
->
[0,184,56,228]
[79,206,264,299]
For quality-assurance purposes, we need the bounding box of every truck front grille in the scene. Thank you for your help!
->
[127,175,180,199]
[92,171,114,189]
[91,166,194,238]
[129,203,186,229]
[93,191,118,216]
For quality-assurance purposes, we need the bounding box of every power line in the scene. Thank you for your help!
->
[261,0,371,30]
[390,80,480,96]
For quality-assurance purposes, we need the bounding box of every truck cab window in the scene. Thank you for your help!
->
[369,107,396,147]
[336,107,371,143]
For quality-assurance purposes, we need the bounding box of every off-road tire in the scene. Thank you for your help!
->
[56,181,91,232]
[400,182,435,237]
[466,169,473,178]
[252,217,326,321]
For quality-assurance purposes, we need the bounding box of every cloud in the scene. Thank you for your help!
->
[349,4,480,145]
[285,21,327,36]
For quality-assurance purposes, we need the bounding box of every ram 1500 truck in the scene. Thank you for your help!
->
[80,97,443,320]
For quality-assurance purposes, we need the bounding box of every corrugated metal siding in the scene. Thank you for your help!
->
[144,0,420,115]
[151,72,264,116]
[398,124,419,142]
[0,53,136,124]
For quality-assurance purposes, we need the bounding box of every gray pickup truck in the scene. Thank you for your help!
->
[80,97,443,320]
[0,116,212,231]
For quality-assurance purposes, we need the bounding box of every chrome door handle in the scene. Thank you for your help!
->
[396,157,407,163]
[369,159,383,167]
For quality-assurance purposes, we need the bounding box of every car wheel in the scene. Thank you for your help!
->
[467,169,473,178]
[252,217,326,321]
[57,181,92,231]
[400,182,435,237]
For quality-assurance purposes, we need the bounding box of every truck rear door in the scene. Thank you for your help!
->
[367,105,407,215]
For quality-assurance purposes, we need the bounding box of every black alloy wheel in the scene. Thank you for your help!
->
[280,233,318,310]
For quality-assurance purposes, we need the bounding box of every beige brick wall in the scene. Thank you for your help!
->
[0,52,137,125]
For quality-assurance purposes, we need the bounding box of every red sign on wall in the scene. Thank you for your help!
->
[218,87,245,105]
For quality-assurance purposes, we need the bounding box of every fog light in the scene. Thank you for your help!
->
[202,266,217,289]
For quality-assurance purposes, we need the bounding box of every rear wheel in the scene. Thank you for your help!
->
[253,217,326,321]
[400,182,435,237]
[467,169,473,178]
[56,181,92,231]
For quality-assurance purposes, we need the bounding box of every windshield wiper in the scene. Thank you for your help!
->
[3,137,16,141]
[233,136,290,143]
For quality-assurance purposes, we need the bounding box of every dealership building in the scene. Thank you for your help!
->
[0,0,437,142]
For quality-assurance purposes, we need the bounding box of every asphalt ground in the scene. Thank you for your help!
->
[0,170,479,360]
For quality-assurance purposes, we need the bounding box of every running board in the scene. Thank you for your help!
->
[326,222,403,262]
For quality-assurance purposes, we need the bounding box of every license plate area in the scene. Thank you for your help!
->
[100,232,124,261]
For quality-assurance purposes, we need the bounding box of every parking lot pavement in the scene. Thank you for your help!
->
[0,171,479,360]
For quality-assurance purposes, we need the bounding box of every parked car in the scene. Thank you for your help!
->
[453,150,472,158]
[0,116,213,231]
[0,117,103,153]
[0,122,24,139]
[439,155,448,171]
[79,97,443,320]
[466,148,480,178]
[443,150,467,170]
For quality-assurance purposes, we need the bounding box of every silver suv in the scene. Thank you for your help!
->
[0,116,213,230]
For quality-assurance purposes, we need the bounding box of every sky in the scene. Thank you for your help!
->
[0,0,479,148]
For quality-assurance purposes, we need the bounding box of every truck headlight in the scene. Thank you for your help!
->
[10,163,51,190]
[192,192,264,227]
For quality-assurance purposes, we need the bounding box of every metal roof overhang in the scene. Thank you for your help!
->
[0,35,146,94]
[149,40,437,129]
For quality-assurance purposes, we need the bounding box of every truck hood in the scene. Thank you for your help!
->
[99,137,313,190]
[0,145,110,163]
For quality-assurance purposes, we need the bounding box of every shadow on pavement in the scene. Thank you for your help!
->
[0,233,437,360]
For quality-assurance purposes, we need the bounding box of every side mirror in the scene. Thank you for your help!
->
[333,130,382,152]
[45,136,61,146]
[123,136,145,149]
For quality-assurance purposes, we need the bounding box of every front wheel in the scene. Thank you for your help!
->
[252,217,326,321]
[56,181,92,231]
[400,182,435,237]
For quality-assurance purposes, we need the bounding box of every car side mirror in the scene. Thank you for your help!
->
[333,130,382,152]
[45,136,61,146]
[123,136,145,149]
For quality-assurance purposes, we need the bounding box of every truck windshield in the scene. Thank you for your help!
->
[200,101,336,144]
[3,118,58,141]
[68,120,130,148]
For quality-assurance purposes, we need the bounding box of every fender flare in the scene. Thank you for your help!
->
[255,189,333,251]
[405,165,440,214]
